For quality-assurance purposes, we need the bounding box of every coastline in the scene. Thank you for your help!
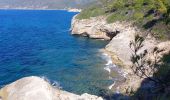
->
[0,76,103,100]
[70,14,170,94]
[70,15,141,93]
[0,10,105,100]
[0,8,169,99]
[99,49,127,92]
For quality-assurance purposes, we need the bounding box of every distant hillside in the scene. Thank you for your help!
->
[0,0,97,9]
[77,0,170,40]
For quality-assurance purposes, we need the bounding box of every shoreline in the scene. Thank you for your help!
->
[99,49,127,92]
[0,76,103,100]
[71,13,170,95]
[70,15,134,93]
[70,14,170,94]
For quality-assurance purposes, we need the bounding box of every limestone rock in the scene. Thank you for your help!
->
[71,15,118,40]
[0,76,103,100]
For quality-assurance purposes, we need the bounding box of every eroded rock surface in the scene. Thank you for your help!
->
[71,15,119,40]
[0,76,103,100]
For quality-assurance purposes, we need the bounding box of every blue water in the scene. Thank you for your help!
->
[0,10,112,96]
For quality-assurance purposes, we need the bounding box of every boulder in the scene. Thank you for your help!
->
[0,76,103,100]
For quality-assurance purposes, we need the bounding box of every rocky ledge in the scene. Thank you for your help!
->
[71,15,170,93]
[71,15,120,40]
[0,76,103,100]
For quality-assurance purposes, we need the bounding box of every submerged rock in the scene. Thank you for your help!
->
[0,76,103,100]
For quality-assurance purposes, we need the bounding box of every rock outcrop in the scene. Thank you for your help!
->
[71,15,170,93]
[71,15,119,40]
[0,76,103,100]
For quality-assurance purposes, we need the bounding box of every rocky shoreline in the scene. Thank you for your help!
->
[0,13,170,100]
[0,76,103,100]
[71,15,170,94]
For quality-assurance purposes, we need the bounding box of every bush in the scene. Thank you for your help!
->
[106,12,126,23]
[76,6,105,19]
[133,12,144,20]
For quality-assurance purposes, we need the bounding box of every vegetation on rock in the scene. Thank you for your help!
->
[129,34,170,99]
[77,0,170,40]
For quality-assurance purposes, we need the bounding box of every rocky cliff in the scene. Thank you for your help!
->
[71,15,119,40]
[71,15,170,93]
[71,15,170,67]
[0,76,103,100]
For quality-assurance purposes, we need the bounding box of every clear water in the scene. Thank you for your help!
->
[0,10,113,96]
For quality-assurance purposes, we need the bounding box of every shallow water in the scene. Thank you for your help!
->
[0,10,115,96]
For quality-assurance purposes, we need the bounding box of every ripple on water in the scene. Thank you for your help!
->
[0,10,114,96]
[99,50,127,93]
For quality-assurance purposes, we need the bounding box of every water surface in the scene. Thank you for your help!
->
[0,10,113,95]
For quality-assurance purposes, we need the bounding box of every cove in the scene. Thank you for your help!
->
[0,10,115,96]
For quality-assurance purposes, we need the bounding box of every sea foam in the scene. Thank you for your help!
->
[99,51,127,90]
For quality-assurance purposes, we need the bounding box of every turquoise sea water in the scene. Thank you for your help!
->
[0,10,113,96]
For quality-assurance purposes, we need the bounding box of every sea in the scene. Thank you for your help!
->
[0,10,117,96]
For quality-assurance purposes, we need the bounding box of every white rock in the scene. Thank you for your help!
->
[71,15,116,40]
[0,76,103,100]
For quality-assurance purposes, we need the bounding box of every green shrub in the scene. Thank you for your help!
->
[76,6,105,19]
[106,13,126,23]
[152,27,167,40]
[133,12,144,20]
[112,0,126,9]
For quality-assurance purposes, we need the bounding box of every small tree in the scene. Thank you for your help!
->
[129,34,167,87]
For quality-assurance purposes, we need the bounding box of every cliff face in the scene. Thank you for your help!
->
[0,76,103,100]
[71,15,119,40]
[71,15,170,93]
[71,15,170,67]
[71,16,135,65]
